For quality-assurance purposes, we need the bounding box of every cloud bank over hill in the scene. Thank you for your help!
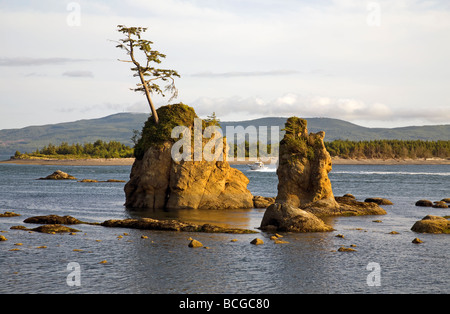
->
[0,0,449,129]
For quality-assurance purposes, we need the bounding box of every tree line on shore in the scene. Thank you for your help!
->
[229,139,450,160]
[14,140,134,159]
[13,139,450,160]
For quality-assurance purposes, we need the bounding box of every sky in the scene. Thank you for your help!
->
[0,0,449,129]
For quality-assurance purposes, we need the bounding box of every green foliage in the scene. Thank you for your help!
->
[134,103,198,159]
[282,117,307,136]
[228,139,450,160]
[16,140,134,159]
[325,139,450,159]
[204,112,221,128]
[280,117,311,161]
[115,25,180,101]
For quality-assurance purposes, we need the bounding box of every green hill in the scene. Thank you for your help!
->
[1,112,449,157]
[0,113,148,156]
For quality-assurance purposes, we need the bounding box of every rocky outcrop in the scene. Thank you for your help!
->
[333,196,387,216]
[260,203,334,232]
[411,215,450,234]
[23,214,92,225]
[38,170,77,180]
[275,117,338,212]
[101,218,257,234]
[260,117,386,232]
[125,141,253,210]
[16,213,257,234]
[124,104,253,210]
[12,224,81,233]
[253,196,276,208]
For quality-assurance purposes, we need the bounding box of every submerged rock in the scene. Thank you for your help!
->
[24,215,86,225]
[0,211,20,217]
[250,238,264,245]
[188,239,203,248]
[411,215,450,234]
[415,200,433,207]
[338,247,357,252]
[124,103,253,210]
[31,224,80,234]
[364,197,393,205]
[432,201,448,208]
[38,170,77,180]
[101,217,257,234]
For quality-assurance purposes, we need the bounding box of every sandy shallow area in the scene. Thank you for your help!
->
[1,156,449,166]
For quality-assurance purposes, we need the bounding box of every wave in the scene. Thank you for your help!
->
[332,171,450,176]
[247,167,277,173]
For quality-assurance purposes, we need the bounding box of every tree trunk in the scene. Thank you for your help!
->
[138,70,159,124]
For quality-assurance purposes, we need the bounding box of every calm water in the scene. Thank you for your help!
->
[0,162,448,294]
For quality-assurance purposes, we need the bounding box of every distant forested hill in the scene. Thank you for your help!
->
[1,112,449,156]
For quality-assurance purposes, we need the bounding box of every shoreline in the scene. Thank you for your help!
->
[0,156,449,166]
[0,157,136,166]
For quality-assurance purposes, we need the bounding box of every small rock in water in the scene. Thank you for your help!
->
[188,239,203,248]
[432,201,448,208]
[250,238,264,245]
[364,197,393,205]
[412,238,423,244]
[0,211,20,217]
[415,200,433,207]
[38,170,77,180]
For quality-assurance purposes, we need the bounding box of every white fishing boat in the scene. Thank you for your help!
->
[248,161,265,170]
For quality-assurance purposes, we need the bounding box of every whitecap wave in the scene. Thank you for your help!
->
[332,171,450,176]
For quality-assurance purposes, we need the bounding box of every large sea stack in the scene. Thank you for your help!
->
[260,117,386,232]
[124,103,253,210]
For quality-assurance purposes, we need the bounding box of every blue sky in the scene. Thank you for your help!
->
[0,0,449,129]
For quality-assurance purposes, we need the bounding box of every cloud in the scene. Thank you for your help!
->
[191,70,300,78]
[190,94,422,123]
[191,93,450,126]
[62,71,94,78]
[0,57,90,67]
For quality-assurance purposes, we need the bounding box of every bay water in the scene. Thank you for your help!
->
[0,162,448,294]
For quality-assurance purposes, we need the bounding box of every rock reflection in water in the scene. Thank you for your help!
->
[128,207,260,231]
